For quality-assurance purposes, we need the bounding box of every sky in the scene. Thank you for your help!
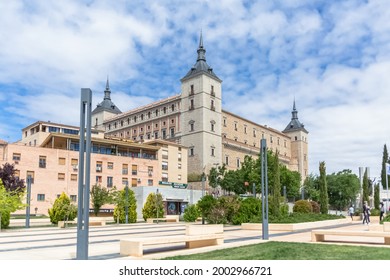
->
[0,0,389,183]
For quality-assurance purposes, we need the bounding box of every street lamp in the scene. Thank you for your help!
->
[156,188,159,224]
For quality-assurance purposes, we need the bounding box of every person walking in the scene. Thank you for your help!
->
[362,201,369,224]
[380,202,385,222]
[348,205,354,221]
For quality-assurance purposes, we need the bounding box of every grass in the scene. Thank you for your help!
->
[162,241,390,260]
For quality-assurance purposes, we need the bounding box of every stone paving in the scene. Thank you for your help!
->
[0,218,388,260]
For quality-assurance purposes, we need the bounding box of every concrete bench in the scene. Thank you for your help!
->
[311,229,390,245]
[146,215,179,223]
[120,224,224,257]
[58,219,106,228]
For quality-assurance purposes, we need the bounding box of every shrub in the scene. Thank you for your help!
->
[183,204,199,222]
[113,189,137,223]
[48,192,77,224]
[207,205,227,224]
[197,195,217,219]
[380,214,390,224]
[280,203,289,217]
[141,192,163,221]
[0,211,10,229]
[293,200,313,213]
[310,201,320,213]
[232,197,262,225]
[217,195,241,223]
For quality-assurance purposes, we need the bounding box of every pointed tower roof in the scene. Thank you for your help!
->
[282,100,308,133]
[181,31,221,82]
[92,77,122,114]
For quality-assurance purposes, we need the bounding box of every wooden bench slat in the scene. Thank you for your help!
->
[311,230,390,245]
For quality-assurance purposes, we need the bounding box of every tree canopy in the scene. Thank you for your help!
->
[0,163,25,194]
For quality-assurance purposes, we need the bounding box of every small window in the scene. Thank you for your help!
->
[58,173,65,181]
[132,165,138,175]
[148,179,153,186]
[211,147,215,156]
[178,163,182,169]
[27,171,35,184]
[107,176,113,188]
[71,174,77,181]
[190,147,194,156]
[225,156,229,165]
[37,194,45,201]
[13,153,21,161]
[237,158,240,168]
[178,174,182,181]
[96,176,102,183]
[39,156,46,168]
[70,195,77,202]
[107,162,114,169]
[131,178,137,187]
[58,157,66,165]
[122,164,128,175]
[122,178,129,186]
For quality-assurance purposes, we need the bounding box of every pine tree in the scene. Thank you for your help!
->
[319,161,329,214]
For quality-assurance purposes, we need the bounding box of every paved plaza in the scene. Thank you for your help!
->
[0,219,388,260]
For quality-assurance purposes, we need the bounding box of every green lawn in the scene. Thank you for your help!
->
[162,241,390,260]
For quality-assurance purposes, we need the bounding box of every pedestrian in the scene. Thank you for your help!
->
[348,205,354,221]
[380,202,385,222]
[362,201,370,225]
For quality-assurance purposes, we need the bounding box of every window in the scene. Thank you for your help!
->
[148,179,153,186]
[71,158,78,170]
[190,123,194,131]
[223,118,227,127]
[37,194,45,201]
[162,161,168,170]
[141,114,144,121]
[96,161,103,172]
[244,126,247,134]
[148,112,151,119]
[39,156,46,168]
[171,104,175,111]
[122,164,128,175]
[70,195,77,202]
[107,162,114,169]
[170,128,175,137]
[131,178,137,187]
[234,122,237,131]
[253,129,256,137]
[96,176,102,183]
[162,149,168,159]
[295,136,298,140]
[14,170,20,178]
[190,99,194,110]
[162,172,168,182]
[58,157,66,165]
[190,84,194,95]
[122,178,129,186]
[211,100,215,111]
[163,107,167,114]
[211,85,215,96]
[155,109,159,117]
[132,165,137,175]
[237,158,240,168]
[134,116,137,122]
[71,174,77,181]
[13,153,21,161]
[211,121,215,132]
[178,174,182,181]
[190,147,194,156]
[147,133,151,139]
[27,171,34,183]
[58,173,65,181]
[178,163,182,169]
[178,152,182,162]
[211,147,215,156]
[162,129,167,139]
[107,176,113,188]
[225,156,229,165]
[154,131,158,139]
[148,166,153,176]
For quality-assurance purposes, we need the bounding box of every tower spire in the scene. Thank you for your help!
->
[292,99,298,120]
[104,76,111,100]
[197,30,206,61]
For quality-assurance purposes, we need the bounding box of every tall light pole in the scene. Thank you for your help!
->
[201,174,205,224]
[156,188,159,224]
[261,139,269,240]
[25,175,32,228]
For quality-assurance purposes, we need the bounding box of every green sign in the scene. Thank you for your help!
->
[171,183,188,189]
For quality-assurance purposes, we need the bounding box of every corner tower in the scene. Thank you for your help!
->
[91,77,122,130]
[180,32,222,174]
[282,100,309,181]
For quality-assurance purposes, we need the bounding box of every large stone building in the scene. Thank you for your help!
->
[98,33,309,180]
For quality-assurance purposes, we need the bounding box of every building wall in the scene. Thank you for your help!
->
[1,142,160,215]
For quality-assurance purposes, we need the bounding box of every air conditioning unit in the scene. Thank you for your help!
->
[137,178,141,183]
[96,166,102,171]
[148,172,153,176]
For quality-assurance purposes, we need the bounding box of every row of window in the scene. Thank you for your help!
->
[188,98,216,111]
[114,127,176,141]
[36,194,77,202]
[189,120,216,132]
[107,103,179,131]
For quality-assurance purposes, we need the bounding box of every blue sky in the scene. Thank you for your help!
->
[1,0,390,182]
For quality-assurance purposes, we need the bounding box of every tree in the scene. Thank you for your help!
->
[362,168,370,204]
[270,151,281,217]
[48,192,77,224]
[90,184,111,216]
[381,144,389,190]
[113,188,137,223]
[0,179,25,230]
[280,165,301,199]
[141,192,164,221]
[0,163,25,194]
[327,169,360,211]
[319,161,329,214]
[303,173,320,202]
[374,182,380,210]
